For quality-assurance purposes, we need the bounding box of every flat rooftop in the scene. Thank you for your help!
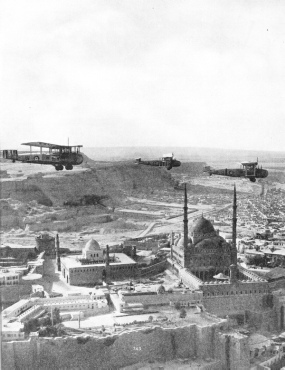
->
[2,299,30,316]
[1,244,36,249]
[61,253,137,269]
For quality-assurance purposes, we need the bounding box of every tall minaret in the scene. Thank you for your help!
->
[56,233,61,271]
[232,184,237,264]
[183,183,188,251]
[105,245,110,267]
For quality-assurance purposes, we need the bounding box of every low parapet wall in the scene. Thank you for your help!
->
[2,323,249,370]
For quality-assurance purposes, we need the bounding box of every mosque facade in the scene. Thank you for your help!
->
[169,185,280,328]
[171,185,237,281]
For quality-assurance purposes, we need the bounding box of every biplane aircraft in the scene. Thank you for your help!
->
[2,142,83,171]
[135,153,181,170]
[203,160,268,182]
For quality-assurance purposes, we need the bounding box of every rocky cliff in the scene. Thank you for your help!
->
[2,323,249,370]
[0,164,176,207]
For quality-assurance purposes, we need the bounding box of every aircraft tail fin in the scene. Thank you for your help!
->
[203,165,212,173]
[2,150,18,160]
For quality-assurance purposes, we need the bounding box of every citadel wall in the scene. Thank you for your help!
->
[2,323,249,370]
[119,290,203,309]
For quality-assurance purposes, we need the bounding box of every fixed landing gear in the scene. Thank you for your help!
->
[55,164,64,171]
[65,164,73,170]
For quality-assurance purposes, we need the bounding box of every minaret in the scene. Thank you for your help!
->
[56,233,61,271]
[183,183,188,251]
[232,184,237,264]
[105,245,110,267]
[104,244,110,282]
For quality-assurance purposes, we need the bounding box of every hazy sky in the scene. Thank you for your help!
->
[1,0,285,151]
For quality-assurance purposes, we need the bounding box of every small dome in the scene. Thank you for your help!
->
[224,233,232,239]
[193,216,215,234]
[177,236,191,249]
[84,238,100,251]
[213,272,229,280]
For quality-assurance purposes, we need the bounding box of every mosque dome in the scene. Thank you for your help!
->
[224,233,232,240]
[193,216,215,235]
[192,216,217,245]
[177,235,192,249]
[84,238,100,252]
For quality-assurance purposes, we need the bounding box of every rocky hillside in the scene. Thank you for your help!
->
[0,163,176,207]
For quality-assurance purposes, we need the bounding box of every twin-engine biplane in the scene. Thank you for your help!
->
[2,142,83,171]
[135,153,181,170]
[203,160,268,182]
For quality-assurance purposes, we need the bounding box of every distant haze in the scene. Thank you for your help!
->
[83,146,285,164]
[1,1,285,151]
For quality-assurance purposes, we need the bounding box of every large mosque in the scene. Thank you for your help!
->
[171,184,237,281]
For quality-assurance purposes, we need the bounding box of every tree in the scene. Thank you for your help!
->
[174,302,181,310]
[179,308,187,319]
[157,285,165,294]
[52,308,61,325]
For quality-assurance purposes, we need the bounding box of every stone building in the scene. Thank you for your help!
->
[60,238,137,285]
[81,238,104,262]
[169,185,281,330]
[35,233,55,257]
[171,185,237,280]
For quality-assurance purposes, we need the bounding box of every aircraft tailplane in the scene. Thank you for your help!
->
[2,150,18,160]
[203,165,212,172]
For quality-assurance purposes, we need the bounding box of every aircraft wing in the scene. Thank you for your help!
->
[162,153,174,159]
[241,161,258,166]
[21,142,83,149]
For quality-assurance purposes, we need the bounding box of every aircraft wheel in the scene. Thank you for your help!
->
[65,164,73,170]
[55,166,60,171]
[58,165,64,171]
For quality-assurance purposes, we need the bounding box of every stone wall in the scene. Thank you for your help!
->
[179,268,203,290]
[61,259,136,286]
[201,280,271,317]
[139,260,167,277]
[203,293,264,317]
[120,290,203,309]
[1,323,249,370]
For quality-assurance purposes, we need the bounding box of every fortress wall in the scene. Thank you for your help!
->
[179,269,202,290]
[69,267,104,286]
[221,333,250,370]
[201,280,270,317]
[139,260,167,276]
[122,292,169,307]
[1,324,249,370]
[201,281,269,297]
[203,294,265,317]
[121,291,202,308]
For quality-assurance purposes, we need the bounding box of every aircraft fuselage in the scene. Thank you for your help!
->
[136,158,181,170]
[205,167,268,182]
[3,150,83,170]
